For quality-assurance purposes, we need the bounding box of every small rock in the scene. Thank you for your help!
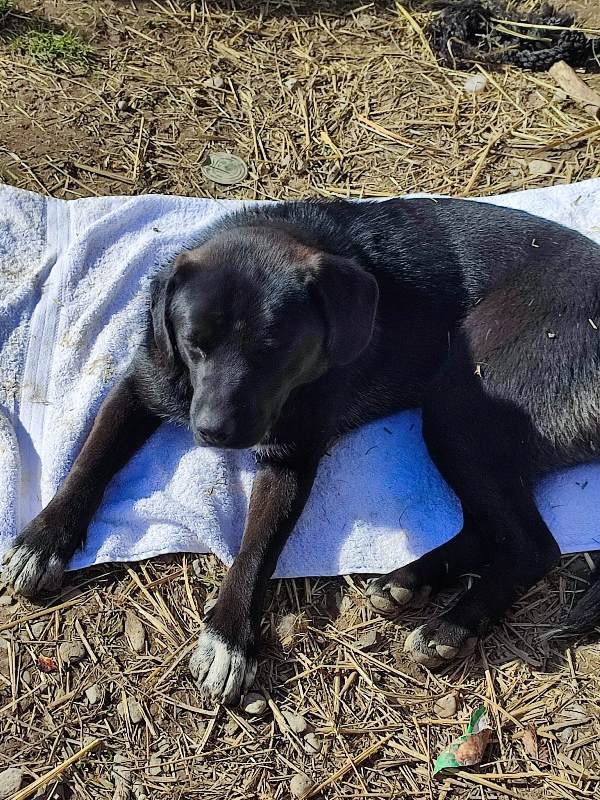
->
[58,640,86,665]
[132,780,147,800]
[118,696,144,724]
[21,669,31,686]
[30,621,46,639]
[241,691,267,716]
[124,611,146,653]
[0,767,23,800]
[357,629,377,649]
[556,725,574,744]
[463,74,487,94]
[283,710,310,735]
[112,752,131,799]
[0,594,14,607]
[85,684,100,705]
[561,701,589,723]
[528,159,553,176]
[117,99,129,112]
[338,593,353,614]
[290,772,313,798]
[434,693,457,718]
[224,718,239,735]
[285,77,300,91]
[148,755,162,776]
[277,613,297,642]
[0,636,9,651]
[192,559,203,578]
[303,732,323,755]
[203,75,224,89]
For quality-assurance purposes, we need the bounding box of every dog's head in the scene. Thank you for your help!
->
[150,224,378,448]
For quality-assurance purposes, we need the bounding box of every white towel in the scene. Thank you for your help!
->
[1,181,600,580]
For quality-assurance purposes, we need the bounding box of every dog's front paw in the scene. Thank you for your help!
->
[189,626,257,705]
[403,619,478,669]
[2,537,66,597]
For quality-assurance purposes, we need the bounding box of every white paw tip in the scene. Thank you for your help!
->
[2,544,64,596]
[190,628,256,706]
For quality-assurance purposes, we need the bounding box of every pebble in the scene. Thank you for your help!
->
[290,772,313,798]
[357,629,377,649]
[0,768,23,800]
[124,610,146,653]
[118,696,144,724]
[132,780,147,800]
[112,752,131,800]
[148,754,162,776]
[463,74,487,94]
[556,726,574,743]
[0,594,14,607]
[277,613,297,641]
[434,693,457,718]
[528,159,553,176]
[58,640,86,665]
[85,684,100,705]
[117,99,129,112]
[21,669,31,686]
[241,691,267,716]
[224,718,239,735]
[30,621,46,639]
[204,75,224,89]
[283,710,310,735]
[303,732,323,755]
[561,701,588,723]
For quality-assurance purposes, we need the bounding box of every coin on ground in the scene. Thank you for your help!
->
[201,152,248,185]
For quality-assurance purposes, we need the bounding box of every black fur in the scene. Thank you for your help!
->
[5,197,600,699]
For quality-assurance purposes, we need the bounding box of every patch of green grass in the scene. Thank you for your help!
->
[11,29,92,71]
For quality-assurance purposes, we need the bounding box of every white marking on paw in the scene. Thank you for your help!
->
[404,624,478,668]
[366,578,420,615]
[2,543,64,597]
[189,627,257,705]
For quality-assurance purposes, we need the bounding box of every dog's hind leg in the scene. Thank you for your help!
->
[367,512,489,616]
[402,336,561,668]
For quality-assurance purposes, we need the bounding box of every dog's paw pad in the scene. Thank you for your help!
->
[366,578,431,616]
[2,543,65,597]
[190,627,257,706]
[404,623,477,669]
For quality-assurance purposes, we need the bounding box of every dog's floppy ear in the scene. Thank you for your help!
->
[310,254,379,366]
[150,272,176,368]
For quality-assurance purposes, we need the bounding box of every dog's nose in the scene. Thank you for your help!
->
[195,424,230,446]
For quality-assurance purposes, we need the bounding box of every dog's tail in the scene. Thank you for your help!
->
[548,563,600,637]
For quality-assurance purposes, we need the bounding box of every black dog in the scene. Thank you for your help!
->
[4,198,600,703]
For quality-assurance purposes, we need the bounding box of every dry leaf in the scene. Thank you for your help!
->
[37,655,58,673]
